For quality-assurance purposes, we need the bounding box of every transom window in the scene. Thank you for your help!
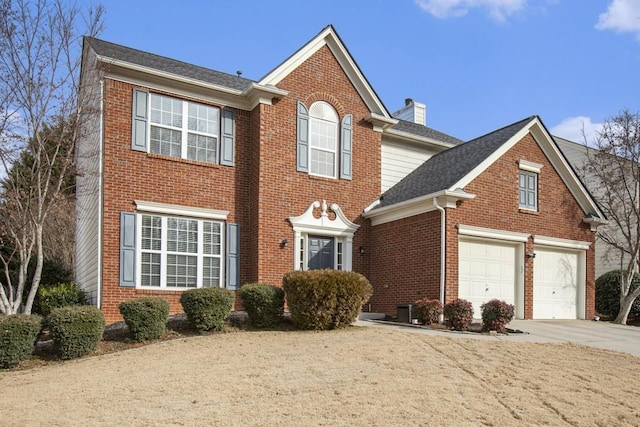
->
[519,171,538,211]
[309,101,338,178]
[138,214,223,289]
[149,93,220,164]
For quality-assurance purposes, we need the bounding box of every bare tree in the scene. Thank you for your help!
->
[582,110,640,324]
[0,0,104,314]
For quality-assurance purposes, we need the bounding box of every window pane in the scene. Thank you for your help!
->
[188,103,219,134]
[203,222,221,255]
[141,215,161,251]
[141,252,161,287]
[150,126,181,157]
[166,254,197,288]
[167,218,198,253]
[202,257,221,287]
[187,134,217,164]
[150,94,182,127]
[310,148,335,176]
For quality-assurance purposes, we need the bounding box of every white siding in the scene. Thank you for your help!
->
[75,50,103,306]
[381,140,440,192]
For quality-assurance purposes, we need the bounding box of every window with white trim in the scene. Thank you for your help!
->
[519,171,538,211]
[309,102,338,178]
[149,93,220,164]
[138,213,223,289]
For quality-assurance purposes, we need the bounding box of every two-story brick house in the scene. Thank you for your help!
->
[76,25,605,323]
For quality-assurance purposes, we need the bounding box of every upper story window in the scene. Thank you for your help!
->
[131,89,235,166]
[296,101,352,180]
[309,102,339,178]
[518,160,543,211]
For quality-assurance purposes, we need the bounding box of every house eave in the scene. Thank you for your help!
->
[363,190,476,226]
[383,127,457,149]
[365,113,398,132]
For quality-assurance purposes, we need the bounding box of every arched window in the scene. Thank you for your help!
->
[308,101,339,178]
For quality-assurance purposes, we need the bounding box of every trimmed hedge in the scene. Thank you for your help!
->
[443,298,474,331]
[414,298,443,325]
[179,287,234,333]
[239,283,285,328]
[119,298,169,341]
[47,306,105,360]
[0,314,42,368]
[480,299,514,333]
[282,270,373,330]
[596,270,640,318]
[34,282,87,317]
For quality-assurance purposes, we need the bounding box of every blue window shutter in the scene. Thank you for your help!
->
[340,114,353,180]
[220,108,235,166]
[296,101,309,172]
[131,89,148,152]
[226,223,240,290]
[120,212,136,287]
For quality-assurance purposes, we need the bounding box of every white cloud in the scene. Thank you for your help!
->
[596,0,640,40]
[550,116,603,145]
[414,0,527,22]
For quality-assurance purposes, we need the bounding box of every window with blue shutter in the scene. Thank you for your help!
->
[518,171,538,211]
[226,223,240,290]
[120,212,137,287]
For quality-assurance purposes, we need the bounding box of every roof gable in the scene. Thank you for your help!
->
[259,25,389,117]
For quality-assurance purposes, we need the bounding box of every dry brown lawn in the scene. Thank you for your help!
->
[1,325,640,426]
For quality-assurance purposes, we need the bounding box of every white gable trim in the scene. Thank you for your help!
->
[450,116,605,220]
[259,26,388,117]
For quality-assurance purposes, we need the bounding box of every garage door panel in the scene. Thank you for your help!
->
[533,247,579,319]
[459,239,516,318]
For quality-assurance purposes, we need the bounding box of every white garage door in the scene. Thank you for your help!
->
[459,239,516,318]
[533,247,579,319]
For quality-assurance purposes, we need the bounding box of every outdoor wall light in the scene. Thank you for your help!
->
[526,252,536,258]
[359,246,365,255]
[281,239,288,248]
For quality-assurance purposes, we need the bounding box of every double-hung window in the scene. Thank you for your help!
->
[149,94,220,164]
[139,214,222,289]
[131,89,235,166]
[518,160,542,211]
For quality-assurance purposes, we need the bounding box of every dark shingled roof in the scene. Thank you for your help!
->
[85,37,255,92]
[390,119,464,146]
[378,116,535,208]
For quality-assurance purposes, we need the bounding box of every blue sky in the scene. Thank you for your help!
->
[97,0,640,143]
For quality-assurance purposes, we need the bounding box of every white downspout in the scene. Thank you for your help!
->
[434,197,446,323]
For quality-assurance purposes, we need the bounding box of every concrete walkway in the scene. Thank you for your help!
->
[355,318,640,356]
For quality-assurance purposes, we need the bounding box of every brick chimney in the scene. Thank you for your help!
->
[392,98,427,126]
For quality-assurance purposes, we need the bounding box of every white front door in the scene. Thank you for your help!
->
[459,239,517,318]
[533,247,579,319]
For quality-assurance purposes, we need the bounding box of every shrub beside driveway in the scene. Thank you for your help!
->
[1,327,639,426]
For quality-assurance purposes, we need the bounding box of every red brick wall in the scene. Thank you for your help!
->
[98,45,382,323]
[368,133,596,319]
[100,80,252,322]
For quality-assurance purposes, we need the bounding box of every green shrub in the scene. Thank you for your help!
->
[480,299,515,333]
[443,298,474,331]
[119,298,169,341]
[282,270,373,330]
[0,314,42,368]
[414,298,442,325]
[179,287,234,333]
[34,282,87,317]
[596,270,640,318]
[239,283,285,328]
[47,306,105,360]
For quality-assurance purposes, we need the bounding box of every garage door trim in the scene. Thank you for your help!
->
[458,224,529,243]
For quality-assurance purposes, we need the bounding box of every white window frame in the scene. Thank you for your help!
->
[135,201,228,292]
[519,170,538,211]
[308,101,339,178]
[148,93,221,164]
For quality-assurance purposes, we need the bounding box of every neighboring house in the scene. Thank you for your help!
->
[555,136,632,279]
[76,25,605,323]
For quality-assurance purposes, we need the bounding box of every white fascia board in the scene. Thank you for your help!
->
[135,200,229,220]
[364,190,475,226]
[528,121,606,219]
[260,26,388,117]
[366,113,398,132]
[458,224,529,242]
[98,57,285,111]
[533,235,591,250]
[452,122,533,190]
[384,128,458,149]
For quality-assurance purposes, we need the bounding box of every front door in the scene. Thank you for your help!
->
[308,236,334,270]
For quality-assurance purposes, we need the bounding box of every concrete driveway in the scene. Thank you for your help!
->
[356,318,640,356]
